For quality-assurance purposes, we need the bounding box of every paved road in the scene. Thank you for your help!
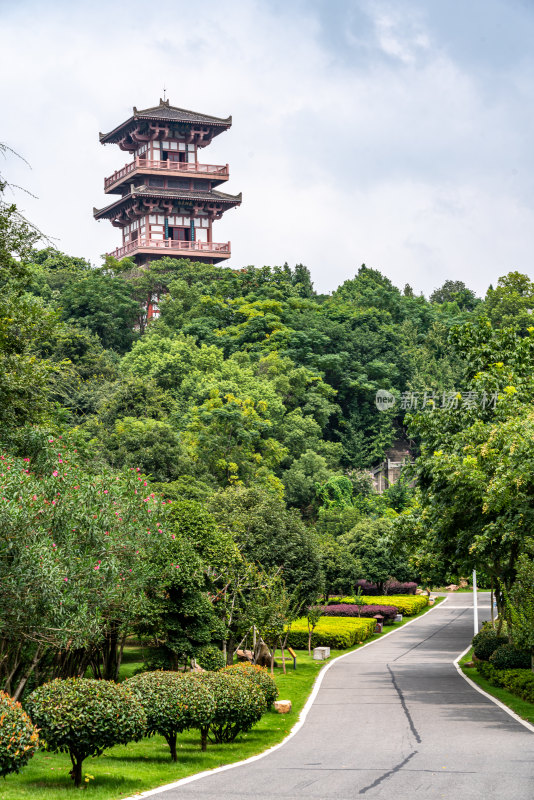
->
[161,594,533,799]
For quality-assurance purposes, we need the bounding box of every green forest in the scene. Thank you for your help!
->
[3,157,534,706]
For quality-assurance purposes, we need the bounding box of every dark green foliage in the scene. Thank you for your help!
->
[0,692,39,777]
[196,645,226,672]
[476,661,534,702]
[222,662,278,706]
[25,678,146,786]
[126,671,215,760]
[490,643,531,670]
[472,628,508,661]
[59,271,140,353]
[194,672,266,743]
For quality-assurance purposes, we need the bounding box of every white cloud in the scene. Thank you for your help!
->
[1,0,533,298]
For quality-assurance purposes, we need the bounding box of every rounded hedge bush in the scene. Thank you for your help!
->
[490,643,531,670]
[25,678,146,787]
[0,692,39,778]
[126,670,215,758]
[196,645,226,672]
[222,663,278,707]
[472,628,508,661]
[194,672,266,743]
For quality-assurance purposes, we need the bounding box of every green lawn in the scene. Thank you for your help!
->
[2,599,442,800]
[459,647,534,726]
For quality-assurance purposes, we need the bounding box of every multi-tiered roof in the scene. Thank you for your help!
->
[94,99,241,264]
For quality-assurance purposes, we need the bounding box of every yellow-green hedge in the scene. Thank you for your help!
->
[333,595,428,616]
[285,616,376,650]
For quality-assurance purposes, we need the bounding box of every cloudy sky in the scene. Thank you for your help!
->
[1,0,533,296]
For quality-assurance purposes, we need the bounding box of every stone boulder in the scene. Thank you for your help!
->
[274,700,292,714]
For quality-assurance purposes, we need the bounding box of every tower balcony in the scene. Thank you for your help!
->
[104,157,230,192]
[108,237,232,263]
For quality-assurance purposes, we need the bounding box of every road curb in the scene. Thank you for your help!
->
[122,596,449,799]
[453,646,534,734]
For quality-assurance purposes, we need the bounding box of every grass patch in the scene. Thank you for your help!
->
[1,598,442,800]
[459,647,534,726]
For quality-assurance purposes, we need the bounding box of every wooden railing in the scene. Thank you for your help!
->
[104,158,229,190]
[109,238,231,260]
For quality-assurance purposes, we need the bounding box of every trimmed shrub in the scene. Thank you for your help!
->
[476,662,534,703]
[490,643,531,670]
[322,604,398,623]
[0,692,39,778]
[223,663,278,706]
[126,671,215,758]
[385,580,418,595]
[194,672,266,743]
[327,595,427,615]
[472,628,508,661]
[25,678,146,787]
[285,616,375,649]
[501,669,534,703]
[355,580,418,595]
[196,645,226,672]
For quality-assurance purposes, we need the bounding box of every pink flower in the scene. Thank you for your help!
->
[52,471,58,477]
[58,459,63,464]
[23,458,30,462]
[64,577,68,582]
[171,534,176,539]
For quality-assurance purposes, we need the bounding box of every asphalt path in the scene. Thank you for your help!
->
[157,594,534,800]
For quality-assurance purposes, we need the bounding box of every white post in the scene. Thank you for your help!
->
[473,569,479,635]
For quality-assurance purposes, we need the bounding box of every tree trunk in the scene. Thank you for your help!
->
[69,750,83,787]
[165,732,178,762]
[12,647,42,702]
[200,727,208,751]
[226,635,235,666]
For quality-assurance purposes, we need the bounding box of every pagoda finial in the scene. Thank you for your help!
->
[159,96,170,107]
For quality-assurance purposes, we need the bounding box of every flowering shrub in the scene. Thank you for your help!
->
[194,672,266,743]
[196,645,226,672]
[0,692,39,778]
[355,580,418,595]
[126,671,215,758]
[329,595,428,616]
[25,678,146,786]
[223,663,278,706]
[285,617,375,649]
[0,445,171,689]
[322,604,398,623]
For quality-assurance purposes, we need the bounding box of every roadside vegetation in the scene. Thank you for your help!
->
[2,141,534,794]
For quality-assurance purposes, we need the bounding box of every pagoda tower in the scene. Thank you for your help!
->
[94,99,241,265]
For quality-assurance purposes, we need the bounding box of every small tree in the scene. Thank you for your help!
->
[25,678,146,787]
[0,692,39,778]
[503,554,534,672]
[222,663,278,707]
[353,587,365,617]
[195,672,266,744]
[126,671,215,757]
[306,605,324,655]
